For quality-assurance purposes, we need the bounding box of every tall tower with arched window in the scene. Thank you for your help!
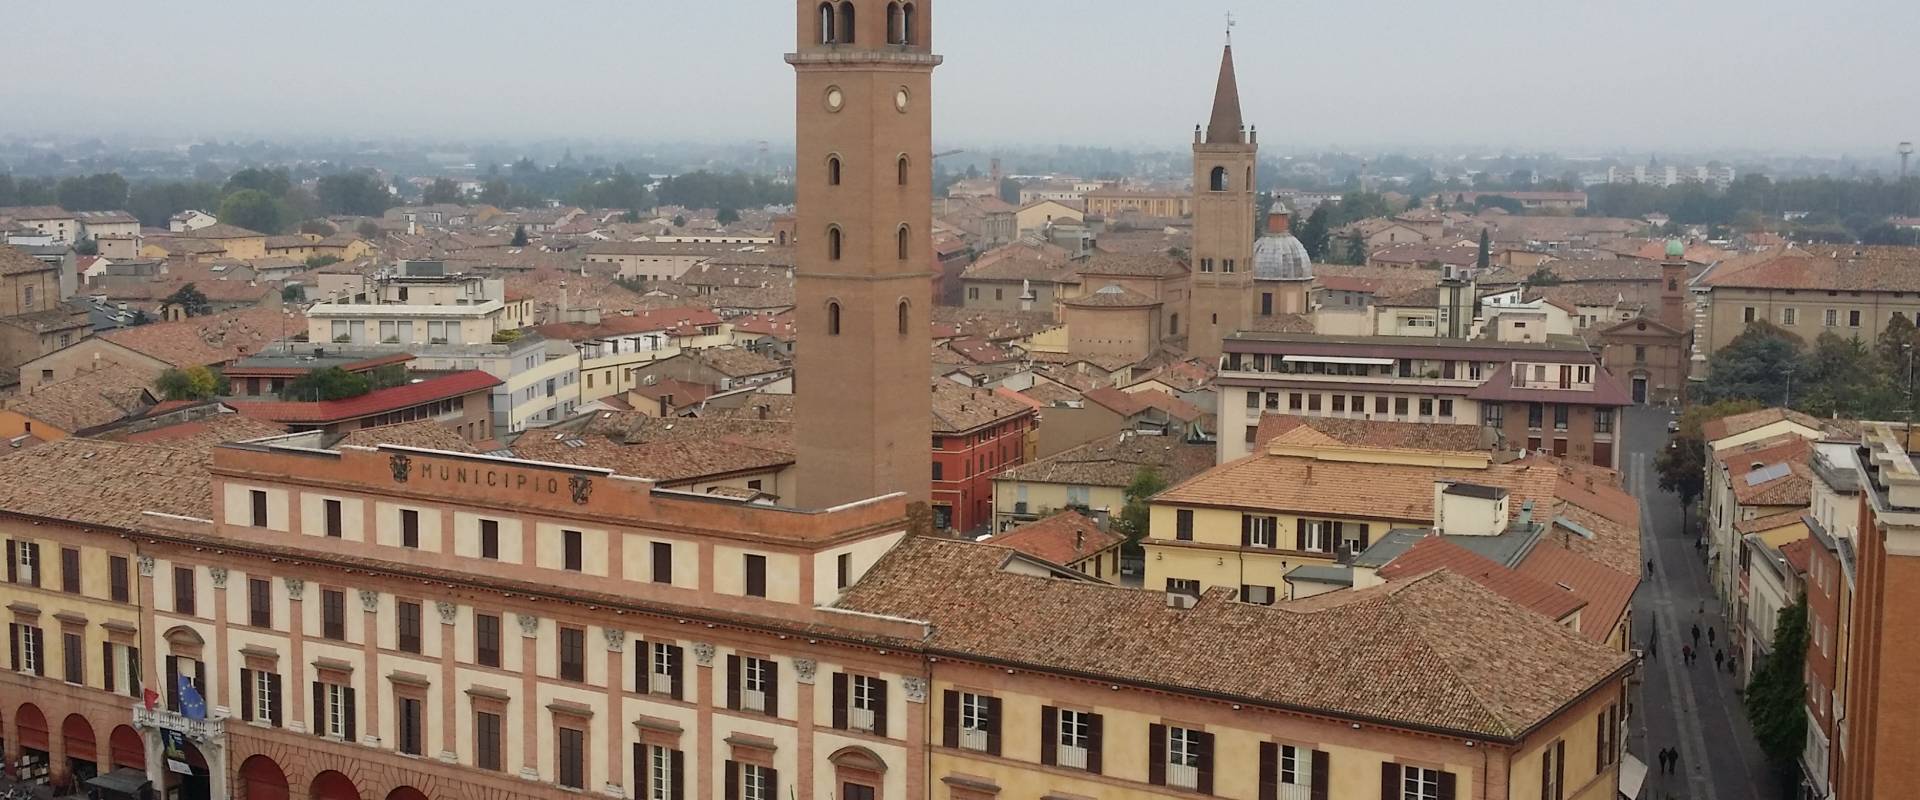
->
[788,0,939,509]
[1187,42,1258,364]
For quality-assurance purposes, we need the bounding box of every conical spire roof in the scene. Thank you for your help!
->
[1205,44,1245,145]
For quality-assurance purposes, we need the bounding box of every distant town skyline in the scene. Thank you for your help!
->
[1,0,1916,154]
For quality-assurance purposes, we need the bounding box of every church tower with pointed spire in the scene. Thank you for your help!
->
[1187,40,1258,365]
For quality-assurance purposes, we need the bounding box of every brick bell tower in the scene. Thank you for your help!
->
[1187,40,1258,365]
[789,1,939,509]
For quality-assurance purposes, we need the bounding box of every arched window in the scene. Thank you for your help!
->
[837,1,856,44]
[828,302,842,336]
[827,155,842,186]
[897,224,911,260]
[887,2,903,44]
[1246,166,1253,191]
[1209,166,1228,192]
[827,226,843,261]
[898,300,910,335]
[818,2,836,44]
[902,2,916,44]
[897,155,910,186]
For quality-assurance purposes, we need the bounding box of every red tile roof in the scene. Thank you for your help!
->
[1378,535,1586,623]
[988,511,1124,568]
[1516,538,1640,642]
[229,371,499,424]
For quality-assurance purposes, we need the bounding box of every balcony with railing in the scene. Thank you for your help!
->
[960,727,988,751]
[1057,744,1089,770]
[849,706,876,734]
[1167,763,1199,790]
[740,689,767,714]
[649,672,675,695]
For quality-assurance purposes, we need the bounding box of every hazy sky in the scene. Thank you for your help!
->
[3,0,1916,154]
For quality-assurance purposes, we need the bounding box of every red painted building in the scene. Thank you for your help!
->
[930,382,1039,533]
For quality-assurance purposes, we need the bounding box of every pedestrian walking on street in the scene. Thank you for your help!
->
[1708,626,1716,646]
[1682,644,1693,665]
[1691,623,1701,647]
[1647,558,1654,577]
[1663,748,1675,774]
[1715,649,1725,671]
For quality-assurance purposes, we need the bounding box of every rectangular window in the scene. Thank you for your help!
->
[173,566,196,615]
[1595,409,1615,434]
[479,519,499,559]
[739,763,774,800]
[1166,726,1204,790]
[563,529,583,571]
[651,542,673,584]
[397,697,424,755]
[474,613,500,667]
[250,489,269,527]
[738,655,775,714]
[322,589,346,641]
[248,577,272,628]
[558,626,586,682]
[1554,404,1569,431]
[1306,394,1322,412]
[475,710,503,770]
[837,553,853,590]
[58,547,79,594]
[1782,307,1797,325]
[400,509,420,548]
[1418,398,1434,417]
[959,692,994,751]
[248,668,279,726]
[1175,509,1194,541]
[1240,585,1276,605]
[1825,308,1838,327]
[1438,399,1454,418]
[1245,390,1260,409]
[1542,739,1565,800]
[1054,708,1096,770]
[1331,395,1347,413]
[63,632,83,684]
[1850,309,1862,327]
[1402,765,1443,800]
[557,726,586,789]
[1394,397,1410,416]
[14,541,39,587]
[1483,403,1503,428]
[744,554,767,598]
[646,745,683,800]
[850,674,884,733]
[323,499,343,538]
[1245,515,1277,548]
[320,681,353,739]
[396,600,422,654]
[109,555,130,603]
[16,625,41,674]
[1528,403,1545,429]
[650,642,680,697]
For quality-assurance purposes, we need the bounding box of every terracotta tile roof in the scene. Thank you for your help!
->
[0,246,57,276]
[839,537,1632,740]
[931,380,1035,433]
[929,307,1058,342]
[98,306,292,368]
[1254,414,1489,454]
[578,410,793,452]
[1700,407,1828,442]
[1515,534,1640,642]
[1157,451,1564,525]
[0,206,72,221]
[1075,250,1188,278]
[0,439,211,526]
[689,347,787,378]
[230,371,500,425]
[1018,381,1083,406]
[334,420,479,453]
[730,311,796,340]
[1243,312,1315,333]
[116,413,288,459]
[1701,245,1920,292]
[1778,537,1813,575]
[4,368,155,433]
[1466,364,1634,407]
[183,224,267,240]
[961,241,1078,283]
[1546,499,1642,579]
[988,511,1123,567]
[1735,509,1809,535]
[945,337,1022,365]
[511,432,792,484]
[1377,535,1586,622]
[998,430,1215,488]
[533,307,723,341]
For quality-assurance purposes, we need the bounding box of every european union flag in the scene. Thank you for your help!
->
[177,675,207,721]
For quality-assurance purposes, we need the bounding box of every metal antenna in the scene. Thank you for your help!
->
[1226,11,1237,44]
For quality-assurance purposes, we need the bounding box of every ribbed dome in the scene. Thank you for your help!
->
[1253,232,1313,281]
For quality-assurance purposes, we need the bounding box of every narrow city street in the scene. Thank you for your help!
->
[1621,406,1783,800]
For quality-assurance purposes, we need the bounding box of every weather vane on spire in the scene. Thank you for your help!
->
[1226,11,1236,44]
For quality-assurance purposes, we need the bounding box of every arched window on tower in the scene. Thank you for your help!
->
[818,2,836,44]
[897,224,911,260]
[827,226,843,261]
[1246,166,1253,191]
[898,301,910,335]
[1210,166,1228,192]
[828,155,842,186]
[886,2,903,44]
[828,302,842,336]
[902,2,916,44]
[897,155,910,186]
[837,1,856,44]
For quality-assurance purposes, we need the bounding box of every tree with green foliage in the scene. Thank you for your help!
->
[997,178,1023,206]
[355,221,381,240]
[54,173,130,211]
[717,207,740,225]
[1797,332,1901,419]
[162,283,212,317]
[281,367,373,402]
[305,255,341,270]
[1699,321,1803,406]
[1875,312,1920,373]
[480,179,511,207]
[126,180,224,228]
[1745,594,1808,767]
[217,189,284,234]
[223,168,292,198]
[1296,204,1331,261]
[671,215,688,228]
[1343,230,1367,265]
[1523,268,1563,287]
[298,219,337,236]
[316,171,394,216]
[281,284,307,303]
[1656,399,1764,509]
[510,225,529,247]
[1117,467,1169,552]
[1475,228,1491,270]
[155,366,222,401]
[74,238,99,256]
[423,178,462,205]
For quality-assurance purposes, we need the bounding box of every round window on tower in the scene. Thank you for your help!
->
[894,87,910,113]
[825,86,845,113]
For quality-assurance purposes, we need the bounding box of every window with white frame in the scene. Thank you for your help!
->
[16,541,38,585]
[959,692,992,750]
[648,745,675,800]
[323,682,350,738]
[1280,744,1312,786]
[741,656,771,712]
[1301,521,1328,552]
[254,670,276,723]
[651,642,677,695]
[740,763,773,800]
[1167,726,1203,789]
[17,625,41,673]
[1248,516,1277,548]
[1402,765,1442,800]
[1825,309,1838,327]
[1057,708,1091,769]
[1782,307,1797,325]
[851,674,882,732]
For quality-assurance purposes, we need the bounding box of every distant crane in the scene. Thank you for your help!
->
[1902,141,1915,179]
[932,149,965,160]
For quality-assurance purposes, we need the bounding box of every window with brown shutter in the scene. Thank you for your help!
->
[475,613,501,667]
[321,589,345,640]
[1176,509,1194,540]
[744,554,767,598]
[248,578,272,628]
[557,726,585,789]
[558,626,586,682]
[173,566,196,615]
[475,710,503,771]
[250,489,268,527]
[836,553,852,589]
[396,600,422,653]
[1148,723,1167,786]
[397,697,424,755]
[62,632,83,684]
[109,555,129,603]
[324,499,343,537]
[60,547,79,593]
